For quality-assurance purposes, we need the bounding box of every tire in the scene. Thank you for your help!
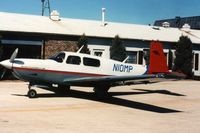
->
[28,89,37,98]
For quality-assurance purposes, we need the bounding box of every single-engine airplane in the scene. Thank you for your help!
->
[0,41,176,98]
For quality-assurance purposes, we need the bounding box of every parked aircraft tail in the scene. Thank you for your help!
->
[148,41,169,74]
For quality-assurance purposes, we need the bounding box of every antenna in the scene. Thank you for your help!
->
[41,0,51,16]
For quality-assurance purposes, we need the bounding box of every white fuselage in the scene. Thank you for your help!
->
[1,51,147,85]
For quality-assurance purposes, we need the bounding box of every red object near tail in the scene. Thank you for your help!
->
[148,41,169,74]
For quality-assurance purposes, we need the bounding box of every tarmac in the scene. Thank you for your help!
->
[0,80,200,133]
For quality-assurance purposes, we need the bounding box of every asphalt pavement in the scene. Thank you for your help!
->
[0,80,200,133]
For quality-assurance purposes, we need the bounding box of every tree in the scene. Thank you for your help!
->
[110,35,127,62]
[173,35,193,77]
[77,34,90,54]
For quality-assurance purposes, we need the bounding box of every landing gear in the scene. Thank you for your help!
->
[27,83,37,98]
[27,83,71,98]
[93,86,110,99]
[27,89,37,98]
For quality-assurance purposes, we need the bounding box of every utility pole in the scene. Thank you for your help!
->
[41,0,51,16]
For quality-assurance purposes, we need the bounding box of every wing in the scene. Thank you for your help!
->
[63,74,159,87]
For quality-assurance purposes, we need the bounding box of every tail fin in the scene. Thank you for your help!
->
[148,41,169,74]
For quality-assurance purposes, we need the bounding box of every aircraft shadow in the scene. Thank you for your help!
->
[12,89,183,113]
[132,89,186,97]
[110,89,186,96]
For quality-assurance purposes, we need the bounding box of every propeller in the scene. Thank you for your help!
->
[0,68,7,80]
[0,48,19,80]
[10,48,18,63]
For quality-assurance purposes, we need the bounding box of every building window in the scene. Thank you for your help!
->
[93,49,104,57]
[83,57,100,67]
[138,51,143,65]
[195,53,199,71]
[126,51,137,64]
[94,51,103,57]
[143,49,150,65]
[66,56,81,65]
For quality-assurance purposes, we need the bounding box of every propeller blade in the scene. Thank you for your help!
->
[0,68,7,80]
[10,48,18,63]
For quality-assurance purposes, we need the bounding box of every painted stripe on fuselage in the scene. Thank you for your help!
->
[13,67,110,77]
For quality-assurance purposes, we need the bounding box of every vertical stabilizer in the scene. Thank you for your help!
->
[148,41,169,74]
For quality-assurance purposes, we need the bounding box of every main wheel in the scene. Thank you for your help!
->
[28,89,37,98]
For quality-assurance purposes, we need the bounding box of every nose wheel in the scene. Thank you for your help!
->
[27,89,37,98]
[28,84,37,98]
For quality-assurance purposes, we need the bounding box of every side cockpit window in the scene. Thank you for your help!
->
[66,56,81,65]
[48,53,65,63]
[83,57,100,67]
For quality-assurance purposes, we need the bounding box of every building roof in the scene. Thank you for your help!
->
[1,12,200,44]
[154,16,200,30]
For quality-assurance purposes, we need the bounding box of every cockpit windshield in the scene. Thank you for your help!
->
[48,53,65,63]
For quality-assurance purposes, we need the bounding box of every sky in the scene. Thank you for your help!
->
[0,0,200,25]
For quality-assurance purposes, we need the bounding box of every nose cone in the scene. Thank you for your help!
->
[0,60,12,69]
